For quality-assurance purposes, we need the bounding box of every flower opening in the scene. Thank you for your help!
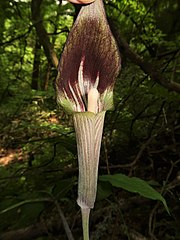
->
[56,0,121,114]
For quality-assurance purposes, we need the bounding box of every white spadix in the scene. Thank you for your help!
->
[87,88,99,114]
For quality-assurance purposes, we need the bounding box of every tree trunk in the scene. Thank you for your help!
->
[31,36,41,90]
[31,0,59,68]
[43,63,51,91]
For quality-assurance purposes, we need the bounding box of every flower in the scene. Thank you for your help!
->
[56,0,120,114]
[56,0,120,238]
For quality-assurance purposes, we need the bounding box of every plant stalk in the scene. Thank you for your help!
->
[81,208,90,240]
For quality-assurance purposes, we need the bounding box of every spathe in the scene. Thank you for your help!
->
[56,0,120,113]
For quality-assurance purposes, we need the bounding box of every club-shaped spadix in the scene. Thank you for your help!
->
[56,0,121,239]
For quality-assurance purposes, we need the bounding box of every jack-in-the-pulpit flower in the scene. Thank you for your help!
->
[56,0,120,239]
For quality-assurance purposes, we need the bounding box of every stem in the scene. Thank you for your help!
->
[81,208,90,240]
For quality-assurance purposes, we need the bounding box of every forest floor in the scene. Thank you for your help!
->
[0,97,180,240]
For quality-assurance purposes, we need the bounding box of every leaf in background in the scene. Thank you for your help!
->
[99,174,170,214]
[49,136,77,154]
[15,202,45,228]
[52,177,76,199]
[96,181,112,201]
[0,197,50,230]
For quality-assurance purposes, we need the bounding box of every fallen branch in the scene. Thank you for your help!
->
[0,222,50,240]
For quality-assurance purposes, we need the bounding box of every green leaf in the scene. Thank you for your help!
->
[52,177,76,198]
[96,181,112,201]
[0,198,52,215]
[99,174,170,214]
[15,202,45,228]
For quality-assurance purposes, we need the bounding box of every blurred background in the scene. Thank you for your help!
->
[0,0,180,239]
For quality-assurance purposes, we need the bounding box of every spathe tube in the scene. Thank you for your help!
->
[73,111,106,239]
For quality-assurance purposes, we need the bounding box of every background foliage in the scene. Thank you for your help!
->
[0,0,180,239]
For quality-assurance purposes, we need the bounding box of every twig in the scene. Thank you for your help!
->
[148,159,180,238]
[53,199,75,240]
[0,26,33,46]
[100,133,156,170]
[110,22,180,93]
[103,136,110,174]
